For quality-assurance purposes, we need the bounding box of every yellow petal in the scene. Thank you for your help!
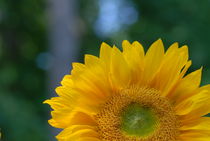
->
[165,42,179,56]
[67,111,96,126]
[122,40,132,52]
[180,117,210,131]
[49,110,73,128]
[143,39,164,84]
[77,137,101,141]
[179,130,210,141]
[71,62,110,104]
[44,87,79,128]
[132,41,145,59]
[180,61,192,78]
[60,75,73,88]
[67,129,98,140]
[175,85,210,120]
[99,42,112,71]
[84,55,100,68]
[56,125,99,141]
[71,63,86,77]
[110,46,131,89]
[151,44,189,96]
[122,40,145,84]
[172,68,202,104]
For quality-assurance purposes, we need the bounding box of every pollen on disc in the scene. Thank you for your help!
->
[95,87,179,141]
[120,103,159,137]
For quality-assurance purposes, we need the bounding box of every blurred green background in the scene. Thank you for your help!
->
[0,0,210,141]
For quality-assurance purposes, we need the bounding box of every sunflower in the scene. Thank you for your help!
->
[45,39,210,141]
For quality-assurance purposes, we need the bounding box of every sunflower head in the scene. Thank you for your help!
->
[45,39,210,141]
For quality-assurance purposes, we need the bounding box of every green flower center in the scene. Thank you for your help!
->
[120,103,159,137]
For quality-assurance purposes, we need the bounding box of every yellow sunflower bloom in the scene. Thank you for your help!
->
[45,39,210,141]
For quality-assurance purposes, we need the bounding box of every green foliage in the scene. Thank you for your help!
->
[79,0,210,85]
[0,0,48,140]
